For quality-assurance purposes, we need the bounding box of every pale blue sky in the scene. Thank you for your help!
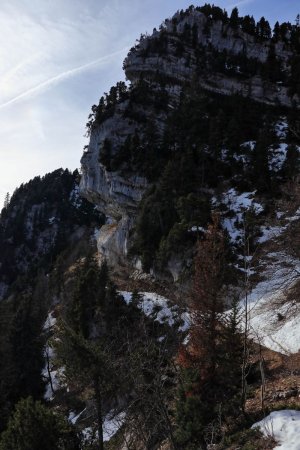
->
[0,0,299,202]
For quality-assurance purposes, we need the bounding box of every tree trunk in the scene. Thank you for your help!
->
[94,376,104,450]
[241,220,250,412]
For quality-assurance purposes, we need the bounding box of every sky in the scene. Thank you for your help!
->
[0,0,299,203]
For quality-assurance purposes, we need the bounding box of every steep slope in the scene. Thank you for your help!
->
[2,5,300,450]
[80,5,300,282]
[124,8,295,107]
[78,9,300,444]
[0,169,106,436]
[0,168,102,300]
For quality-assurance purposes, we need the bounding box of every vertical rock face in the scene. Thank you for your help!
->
[124,9,296,107]
[80,6,299,268]
[80,149,147,267]
[80,104,148,266]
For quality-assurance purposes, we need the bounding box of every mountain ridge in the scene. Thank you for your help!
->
[80,5,300,281]
[1,4,300,449]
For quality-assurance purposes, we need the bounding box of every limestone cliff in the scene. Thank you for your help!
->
[124,9,296,107]
[80,6,300,272]
[80,103,148,267]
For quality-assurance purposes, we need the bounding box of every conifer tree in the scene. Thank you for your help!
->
[252,126,272,192]
[58,327,117,450]
[0,397,79,450]
[229,7,239,30]
[7,294,45,406]
[256,17,271,40]
[3,192,10,209]
[56,257,123,450]
[175,215,243,449]
[283,143,300,180]
[289,55,300,96]
[241,15,256,35]
[263,43,282,82]
[176,216,225,446]
[99,138,112,170]
[273,21,280,41]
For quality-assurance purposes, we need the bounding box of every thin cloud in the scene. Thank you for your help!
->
[0,47,128,110]
[1,53,41,85]
[228,0,256,10]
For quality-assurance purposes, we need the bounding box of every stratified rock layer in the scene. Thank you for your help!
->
[80,8,299,269]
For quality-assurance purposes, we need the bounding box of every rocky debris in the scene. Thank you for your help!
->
[272,387,300,400]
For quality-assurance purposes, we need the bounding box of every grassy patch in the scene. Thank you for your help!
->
[220,427,276,450]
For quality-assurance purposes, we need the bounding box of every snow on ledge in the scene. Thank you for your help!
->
[120,291,190,332]
[252,410,300,450]
[43,311,57,331]
[81,411,125,443]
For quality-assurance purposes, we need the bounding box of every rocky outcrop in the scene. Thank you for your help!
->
[80,104,148,266]
[81,144,148,265]
[80,159,147,219]
[124,10,297,108]
[80,7,299,269]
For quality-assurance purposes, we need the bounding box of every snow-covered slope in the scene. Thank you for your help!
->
[120,291,190,332]
[244,249,300,354]
[253,410,300,450]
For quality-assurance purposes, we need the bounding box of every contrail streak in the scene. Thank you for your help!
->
[0,47,129,110]
[228,0,255,9]
[1,53,41,85]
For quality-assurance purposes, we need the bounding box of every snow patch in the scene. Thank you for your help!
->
[81,411,125,443]
[42,313,65,401]
[69,184,83,208]
[42,366,65,401]
[240,140,256,150]
[48,216,56,225]
[244,252,300,354]
[222,189,263,214]
[252,410,300,450]
[269,143,288,172]
[103,411,126,441]
[258,206,300,244]
[120,291,190,332]
[275,118,288,140]
[0,282,8,300]
[215,189,263,244]
[69,408,86,425]
[43,312,57,331]
[188,226,205,233]
[258,225,285,244]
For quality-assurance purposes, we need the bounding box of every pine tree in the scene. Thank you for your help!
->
[256,17,271,40]
[56,257,123,450]
[241,15,256,35]
[289,55,300,96]
[0,397,79,450]
[273,21,280,41]
[175,215,243,448]
[99,138,112,170]
[7,294,45,406]
[57,327,117,450]
[263,43,282,82]
[252,126,272,192]
[220,295,243,412]
[283,144,300,180]
[175,215,225,448]
[229,7,239,30]
[3,192,10,209]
